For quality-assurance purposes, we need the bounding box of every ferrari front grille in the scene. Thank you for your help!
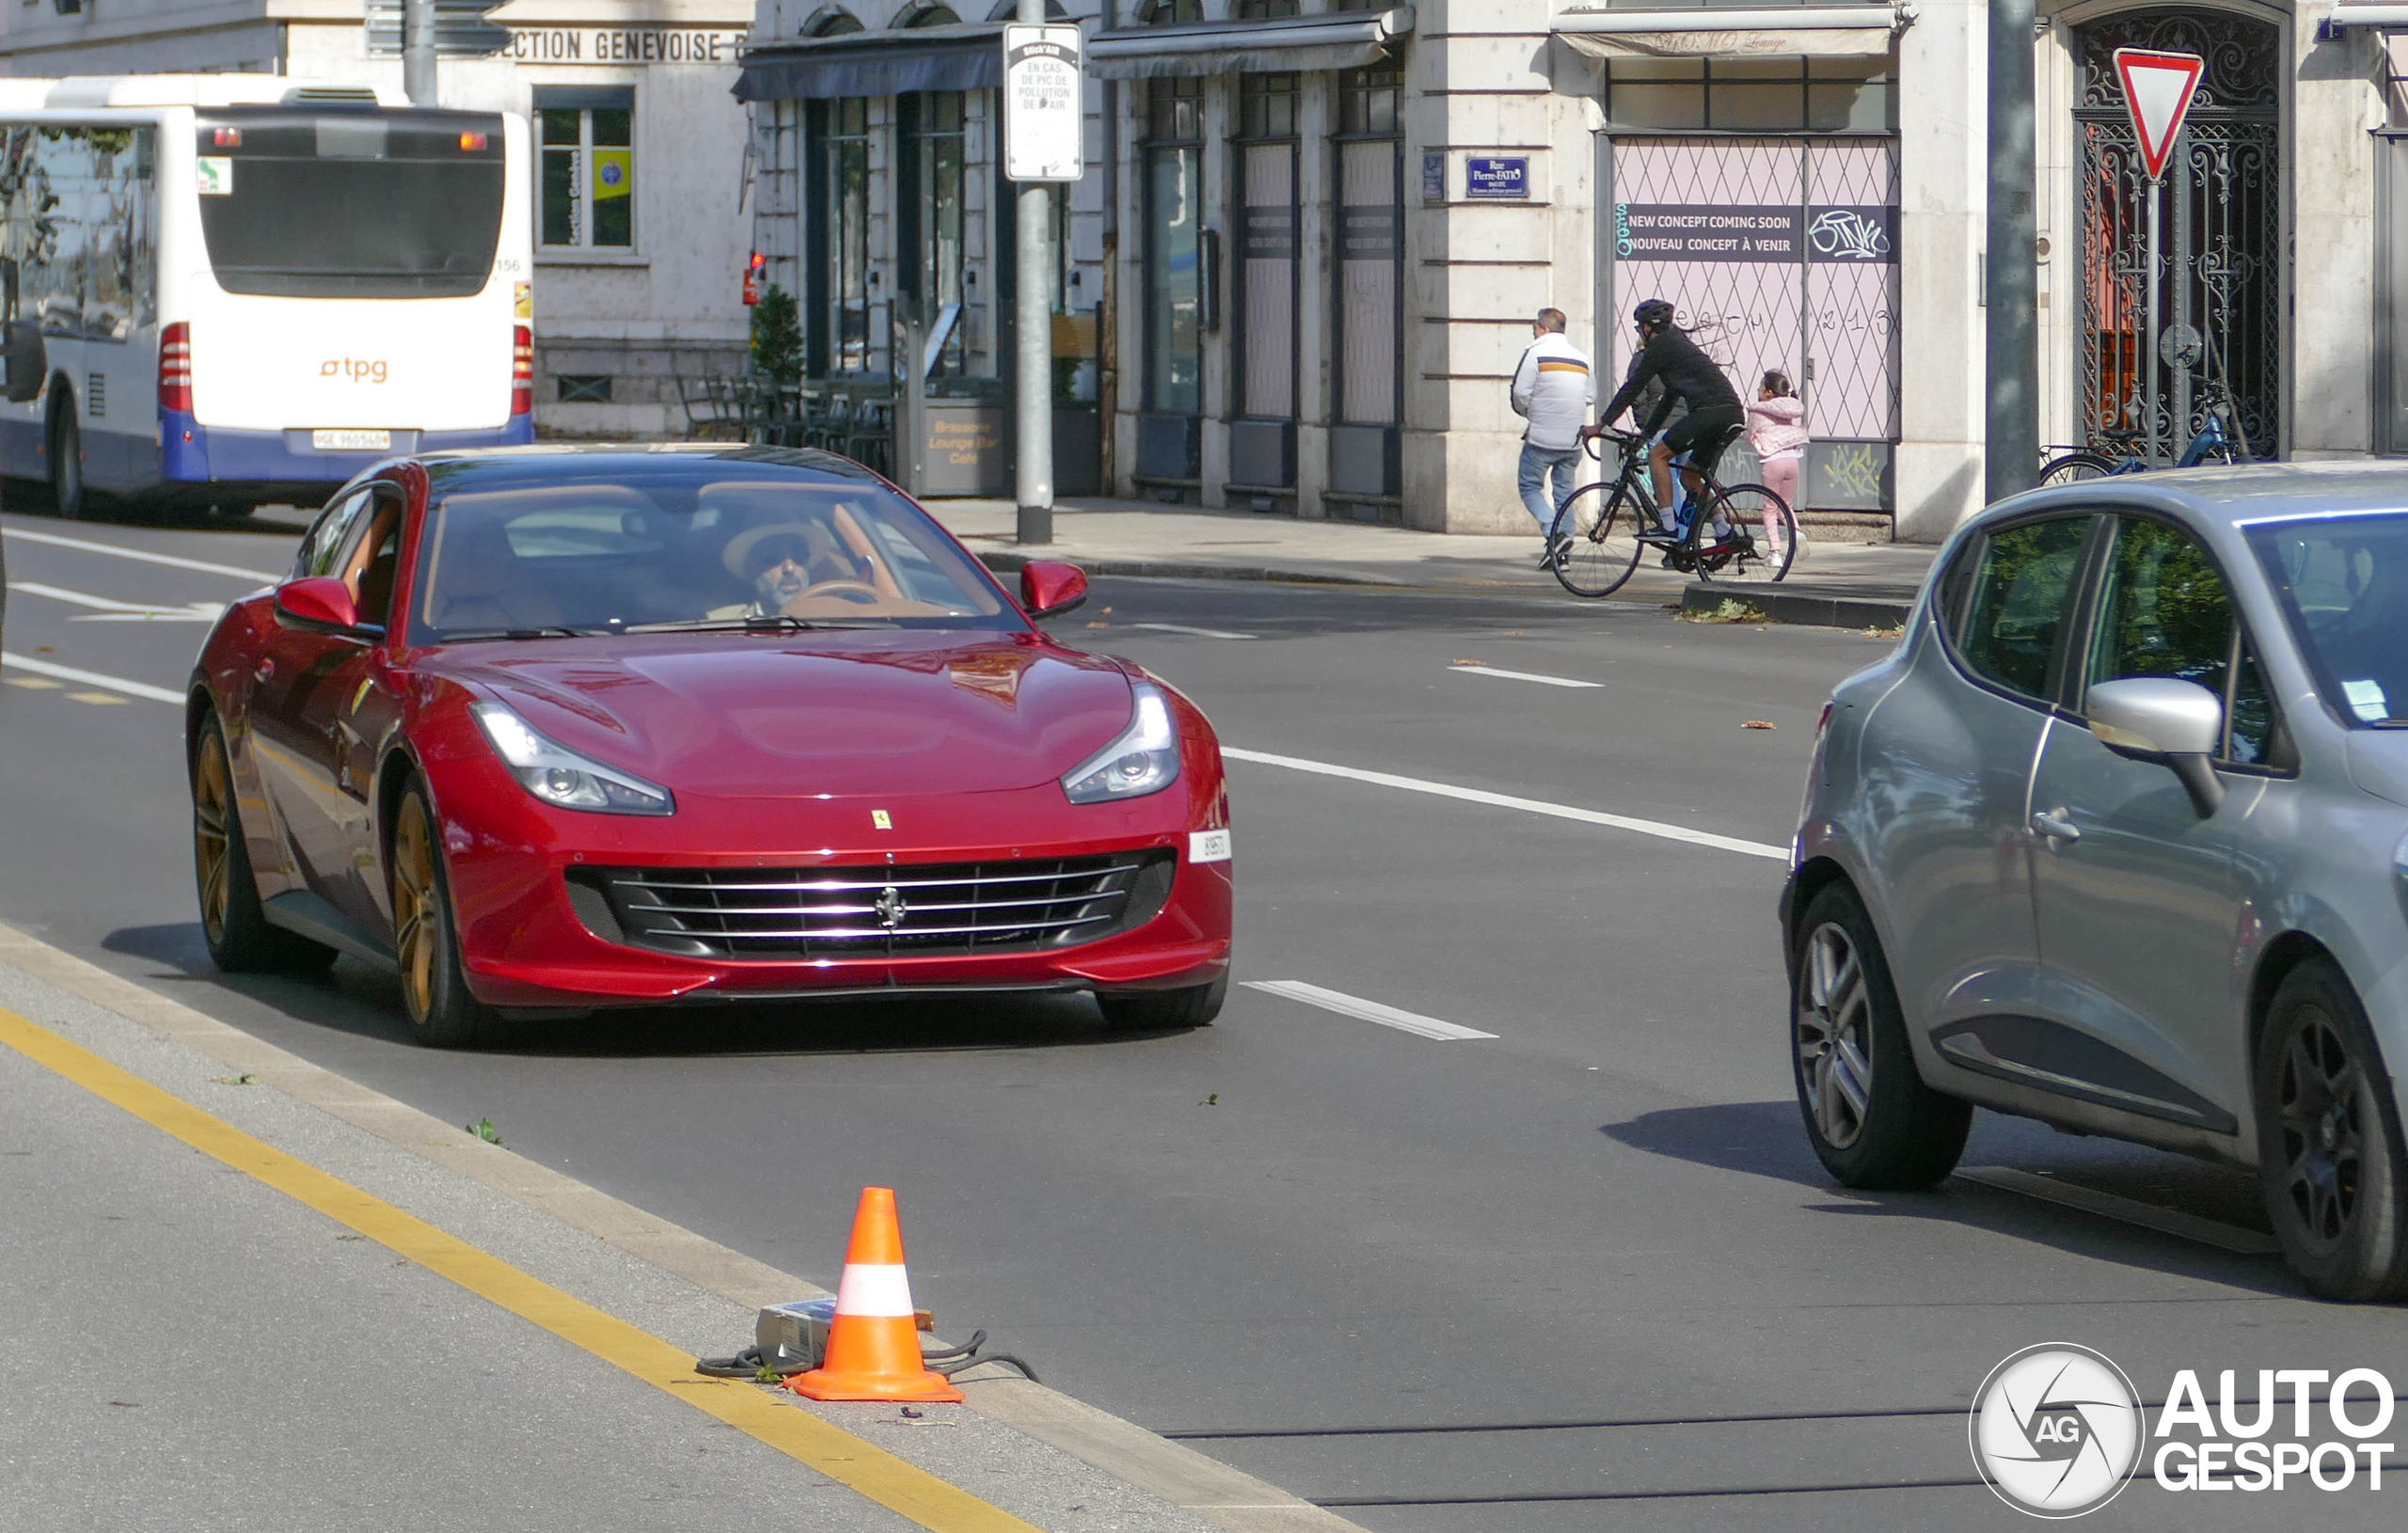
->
[572,851,1173,960]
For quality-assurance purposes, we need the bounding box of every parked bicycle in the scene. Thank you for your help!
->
[1548,425,1798,598]
[2037,382,2253,485]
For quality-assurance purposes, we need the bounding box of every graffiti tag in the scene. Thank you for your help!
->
[1809,209,1892,261]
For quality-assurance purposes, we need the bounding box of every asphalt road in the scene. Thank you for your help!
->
[5,505,2407,1530]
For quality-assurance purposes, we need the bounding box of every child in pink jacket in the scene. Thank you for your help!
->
[1748,371,1807,559]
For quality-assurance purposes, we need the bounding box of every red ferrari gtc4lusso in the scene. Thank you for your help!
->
[186,447,1231,1046]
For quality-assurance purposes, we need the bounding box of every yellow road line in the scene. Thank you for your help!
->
[0,1005,1042,1533]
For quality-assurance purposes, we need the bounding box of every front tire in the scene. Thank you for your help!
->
[1096,974,1227,1031]
[2256,958,2408,1301]
[1549,481,1649,598]
[48,398,85,519]
[389,784,507,1050]
[191,713,337,974]
[1790,883,1970,1190]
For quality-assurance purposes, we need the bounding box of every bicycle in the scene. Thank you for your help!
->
[2038,383,2252,486]
[1547,425,1798,599]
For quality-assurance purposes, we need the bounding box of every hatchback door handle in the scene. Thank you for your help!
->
[2031,809,2081,844]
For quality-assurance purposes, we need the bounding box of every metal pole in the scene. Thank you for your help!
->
[1984,0,2037,501]
[2144,174,2162,469]
[403,0,437,105]
[899,308,927,496]
[1014,0,1054,545]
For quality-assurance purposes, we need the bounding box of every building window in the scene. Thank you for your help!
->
[1335,63,1401,430]
[556,373,612,403]
[1143,77,1203,418]
[1144,0,1202,21]
[1238,0,1298,15]
[536,87,634,249]
[1603,56,1896,134]
[824,97,872,372]
[912,91,968,375]
[1236,73,1298,423]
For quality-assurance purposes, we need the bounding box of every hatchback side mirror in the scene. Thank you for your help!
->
[275,576,383,639]
[2085,676,2225,816]
[1020,560,1088,621]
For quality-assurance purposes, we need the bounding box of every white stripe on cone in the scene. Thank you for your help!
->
[833,1262,915,1319]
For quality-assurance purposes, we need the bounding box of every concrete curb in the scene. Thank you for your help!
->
[0,923,1369,1533]
[1678,584,1913,630]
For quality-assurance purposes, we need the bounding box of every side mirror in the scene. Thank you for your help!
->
[1020,560,1088,621]
[2085,676,2225,816]
[274,576,382,639]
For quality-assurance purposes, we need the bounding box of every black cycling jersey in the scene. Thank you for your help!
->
[1600,327,1742,435]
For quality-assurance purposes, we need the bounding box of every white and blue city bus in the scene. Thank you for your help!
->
[0,75,534,515]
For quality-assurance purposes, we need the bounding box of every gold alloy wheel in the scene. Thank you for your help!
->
[390,795,440,1025]
[193,729,234,946]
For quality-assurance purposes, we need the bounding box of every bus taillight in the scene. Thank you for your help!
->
[159,323,193,413]
[512,324,533,416]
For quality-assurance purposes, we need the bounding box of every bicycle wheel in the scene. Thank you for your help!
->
[1689,482,1798,585]
[2038,450,2116,486]
[1550,479,1649,598]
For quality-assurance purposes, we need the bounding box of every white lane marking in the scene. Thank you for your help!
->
[1222,746,1789,861]
[9,581,226,622]
[2,526,282,582]
[1133,622,1257,640]
[1450,662,1602,689]
[1954,1166,2278,1256]
[0,652,183,704]
[1244,980,1497,1041]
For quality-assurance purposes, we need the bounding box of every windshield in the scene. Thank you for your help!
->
[409,463,1017,644]
[195,109,504,298]
[2248,512,2408,726]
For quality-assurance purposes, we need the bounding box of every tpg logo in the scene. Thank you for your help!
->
[322,357,389,385]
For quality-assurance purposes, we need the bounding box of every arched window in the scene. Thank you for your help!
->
[806,8,863,33]
[899,4,960,25]
[984,0,1069,17]
[1145,0,1202,24]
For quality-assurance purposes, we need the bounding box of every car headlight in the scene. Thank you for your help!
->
[1061,685,1180,804]
[472,701,673,815]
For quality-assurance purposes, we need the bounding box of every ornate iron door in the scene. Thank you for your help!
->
[2076,11,2280,459]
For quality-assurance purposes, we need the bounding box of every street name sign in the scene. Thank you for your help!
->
[1003,24,1084,183]
[2112,47,2205,181]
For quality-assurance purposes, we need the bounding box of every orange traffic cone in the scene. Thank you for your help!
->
[785,1187,964,1403]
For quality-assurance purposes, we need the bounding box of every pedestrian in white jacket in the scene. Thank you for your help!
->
[1510,308,1594,566]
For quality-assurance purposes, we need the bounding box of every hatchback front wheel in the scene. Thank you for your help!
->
[2256,959,2408,1300]
[1790,882,1970,1190]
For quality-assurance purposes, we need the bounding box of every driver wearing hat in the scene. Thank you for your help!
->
[709,518,859,619]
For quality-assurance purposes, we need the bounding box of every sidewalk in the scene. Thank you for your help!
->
[931,497,1936,626]
[0,927,1360,1533]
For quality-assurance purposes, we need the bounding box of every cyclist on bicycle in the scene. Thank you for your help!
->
[1592,298,1744,543]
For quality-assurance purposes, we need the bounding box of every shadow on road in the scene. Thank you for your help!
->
[102,920,1196,1060]
[1603,1099,2297,1296]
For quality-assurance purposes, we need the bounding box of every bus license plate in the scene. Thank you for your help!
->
[312,429,390,451]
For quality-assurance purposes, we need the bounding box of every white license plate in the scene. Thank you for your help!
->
[311,429,390,451]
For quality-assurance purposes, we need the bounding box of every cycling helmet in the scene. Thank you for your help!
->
[1633,298,1676,330]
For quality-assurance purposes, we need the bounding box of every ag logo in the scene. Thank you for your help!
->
[1970,1344,2143,1518]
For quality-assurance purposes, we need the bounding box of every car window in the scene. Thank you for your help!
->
[2248,513,2408,727]
[293,488,372,579]
[348,492,404,626]
[1956,515,2089,702]
[410,467,1016,640]
[2088,517,2281,766]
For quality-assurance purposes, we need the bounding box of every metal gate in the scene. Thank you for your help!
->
[2075,10,2280,459]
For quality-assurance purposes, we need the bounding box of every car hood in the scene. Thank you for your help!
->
[421,632,1135,798]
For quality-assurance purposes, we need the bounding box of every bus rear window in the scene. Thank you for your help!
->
[196,109,504,299]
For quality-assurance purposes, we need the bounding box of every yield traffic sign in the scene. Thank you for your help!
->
[2113,48,2205,181]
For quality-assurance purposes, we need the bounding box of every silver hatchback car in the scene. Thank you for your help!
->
[1788,464,2408,1300]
